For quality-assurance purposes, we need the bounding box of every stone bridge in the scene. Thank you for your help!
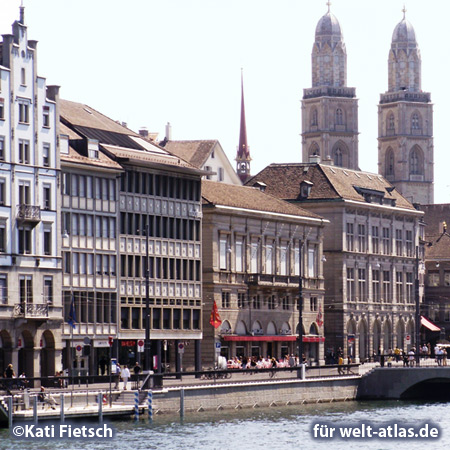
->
[357,367,450,400]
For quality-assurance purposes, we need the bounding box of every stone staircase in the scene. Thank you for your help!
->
[115,390,147,406]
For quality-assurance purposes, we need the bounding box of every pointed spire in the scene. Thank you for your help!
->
[402,4,407,19]
[236,69,251,184]
[327,1,332,13]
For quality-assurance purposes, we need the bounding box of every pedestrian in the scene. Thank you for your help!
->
[38,387,57,410]
[114,363,121,389]
[4,364,15,391]
[121,365,130,390]
[133,362,142,389]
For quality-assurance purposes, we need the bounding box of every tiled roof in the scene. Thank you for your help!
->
[163,140,217,169]
[422,204,450,259]
[246,163,416,211]
[60,145,122,170]
[201,180,323,220]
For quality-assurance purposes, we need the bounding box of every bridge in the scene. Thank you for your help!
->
[357,367,450,400]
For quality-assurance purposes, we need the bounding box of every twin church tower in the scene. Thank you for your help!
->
[301,4,433,205]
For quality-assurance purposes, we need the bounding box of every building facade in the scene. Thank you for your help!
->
[0,9,62,378]
[201,180,327,366]
[247,163,424,362]
[378,10,434,205]
[301,4,359,170]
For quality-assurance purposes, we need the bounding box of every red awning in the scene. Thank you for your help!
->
[421,316,441,332]
[222,335,325,343]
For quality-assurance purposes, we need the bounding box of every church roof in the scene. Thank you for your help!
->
[315,10,342,41]
[392,17,417,45]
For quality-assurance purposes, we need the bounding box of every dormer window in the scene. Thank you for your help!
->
[300,180,313,199]
[88,139,99,160]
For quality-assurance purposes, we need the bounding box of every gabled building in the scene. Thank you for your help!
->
[60,99,205,373]
[201,180,327,366]
[247,162,424,362]
[0,8,62,378]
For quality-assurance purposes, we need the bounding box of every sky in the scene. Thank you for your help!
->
[1,0,449,202]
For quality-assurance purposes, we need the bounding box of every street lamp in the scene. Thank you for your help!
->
[297,240,305,379]
[415,246,421,366]
[144,224,151,375]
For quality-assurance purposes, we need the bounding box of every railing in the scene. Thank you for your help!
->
[380,91,431,104]
[13,303,49,318]
[17,204,41,222]
[303,86,356,99]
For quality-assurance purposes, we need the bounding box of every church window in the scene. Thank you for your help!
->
[386,149,394,176]
[411,113,420,130]
[336,108,343,126]
[334,148,343,167]
[387,113,395,133]
[409,147,423,175]
[311,109,318,126]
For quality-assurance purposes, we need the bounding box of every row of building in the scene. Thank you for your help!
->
[0,6,447,379]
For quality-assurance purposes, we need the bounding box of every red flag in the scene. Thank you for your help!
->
[209,300,222,329]
[316,306,323,327]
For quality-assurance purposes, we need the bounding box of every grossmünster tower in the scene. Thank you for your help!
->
[301,3,359,170]
[378,9,434,205]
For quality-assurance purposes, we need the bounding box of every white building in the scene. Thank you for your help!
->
[0,8,62,378]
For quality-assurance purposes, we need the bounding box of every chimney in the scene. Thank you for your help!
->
[165,122,172,141]
[139,127,149,139]
[309,154,321,164]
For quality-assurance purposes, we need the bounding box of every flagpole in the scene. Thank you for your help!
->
[70,316,74,406]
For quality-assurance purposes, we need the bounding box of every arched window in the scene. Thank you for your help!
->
[387,112,395,133]
[311,108,318,127]
[411,113,420,130]
[336,108,343,125]
[409,147,423,175]
[386,148,394,176]
[334,148,343,167]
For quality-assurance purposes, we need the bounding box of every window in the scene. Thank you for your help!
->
[334,148,343,167]
[428,272,439,287]
[444,272,450,287]
[235,238,244,272]
[372,226,379,254]
[0,223,5,252]
[252,295,261,309]
[42,144,50,167]
[336,108,343,125]
[265,241,273,274]
[44,276,53,304]
[18,140,30,164]
[308,248,316,278]
[372,270,380,302]
[311,108,318,126]
[387,112,395,132]
[294,244,300,276]
[237,292,246,308]
[43,185,51,210]
[43,226,52,255]
[268,295,276,310]
[282,296,290,310]
[43,106,50,127]
[21,68,26,85]
[405,230,413,257]
[395,230,403,256]
[219,236,228,270]
[18,181,30,205]
[218,167,224,182]
[382,227,390,254]
[358,269,366,301]
[0,100,4,120]
[347,268,355,301]
[18,227,31,254]
[346,223,354,251]
[19,276,32,303]
[205,165,212,180]
[63,252,70,274]
[279,244,288,276]
[18,101,29,124]
[410,148,423,175]
[358,224,366,252]
[0,136,4,160]
[0,275,7,304]
[221,291,230,308]
[382,271,391,302]
[386,149,394,176]
[86,176,93,198]
[310,297,318,311]
[0,178,5,206]
[396,272,403,303]
[411,113,420,130]
[250,240,258,273]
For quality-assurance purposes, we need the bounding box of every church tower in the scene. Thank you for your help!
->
[378,8,434,205]
[236,70,251,184]
[301,2,359,169]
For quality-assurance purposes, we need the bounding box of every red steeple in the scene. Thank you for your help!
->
[236,69,251,183]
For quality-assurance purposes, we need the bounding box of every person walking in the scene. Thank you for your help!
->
[133,362,142,389]
[114,363,121,389]
[121,365,131,390]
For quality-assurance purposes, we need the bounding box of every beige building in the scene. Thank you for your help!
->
[247,163,424,362]
[378,10,434,205]
[201,180,327,366]
[301,4,359,170]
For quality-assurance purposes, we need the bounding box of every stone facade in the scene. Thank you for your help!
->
[378,12,434,205]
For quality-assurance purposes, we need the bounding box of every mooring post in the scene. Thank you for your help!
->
[180,388,185,419]
[60,394,65,423]
[134,390,139,421]
[148,390,153,421]
[33,395,38,424]
[98,393,103,423]
[7,395,12,428]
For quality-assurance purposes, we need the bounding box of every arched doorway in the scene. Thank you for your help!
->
[40,330,56,379]
[396,319,406,350]
[358,319,368,362]
[308,323,319,362]
[0,330,13,375]
[18,330,34,377]
[406,320,415,350]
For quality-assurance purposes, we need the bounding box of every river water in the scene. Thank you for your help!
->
[1,400,448,450]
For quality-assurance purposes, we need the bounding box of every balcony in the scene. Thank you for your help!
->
[17,204,41,225]
[246,274,298,287]
[13,303,49,319]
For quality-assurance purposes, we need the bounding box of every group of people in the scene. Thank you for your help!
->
[223,354,306,370]
[113,362,142,390]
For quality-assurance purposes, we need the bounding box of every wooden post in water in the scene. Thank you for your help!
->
[180,388,185,419]
[33,395,38,424]
[7,396,12,428]
[60,394,65,423]
[98,393,103,423]
[134,391,139,420]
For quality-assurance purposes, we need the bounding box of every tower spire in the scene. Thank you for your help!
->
[327,1,331,13]
[236,69,251,184]
[19,0,25,24]
[402,4,407,19]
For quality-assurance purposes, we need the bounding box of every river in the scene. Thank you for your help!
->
[1,400,448,450]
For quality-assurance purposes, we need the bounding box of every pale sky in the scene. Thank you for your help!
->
[1,0,449,203]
